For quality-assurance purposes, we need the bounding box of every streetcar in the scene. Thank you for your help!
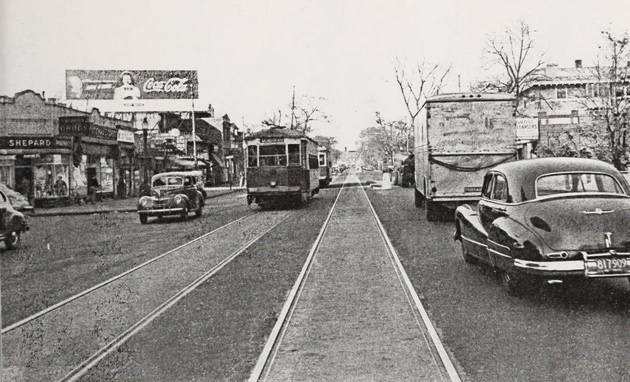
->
[318,145,332,187]
[245,127,320,207]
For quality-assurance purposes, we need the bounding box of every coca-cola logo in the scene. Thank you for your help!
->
[143,77,190,93]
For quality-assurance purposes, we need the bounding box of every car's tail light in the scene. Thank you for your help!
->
[546,251,569,259]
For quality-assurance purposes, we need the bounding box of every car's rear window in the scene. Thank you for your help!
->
[536,173,625,197]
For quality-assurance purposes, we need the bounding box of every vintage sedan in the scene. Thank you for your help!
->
[0,189,29,249]
[137,171,205,224]
[454,157,630,296]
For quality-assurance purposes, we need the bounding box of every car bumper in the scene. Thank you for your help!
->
[514,258,630,278]
[138,207,185,216]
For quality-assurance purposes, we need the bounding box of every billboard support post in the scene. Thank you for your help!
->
[192,99,197,169]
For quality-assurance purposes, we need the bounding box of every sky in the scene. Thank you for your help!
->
[1,0,630,150]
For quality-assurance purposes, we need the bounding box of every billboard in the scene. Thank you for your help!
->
[65,70,198,100]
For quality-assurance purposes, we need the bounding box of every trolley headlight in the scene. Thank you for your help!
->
[270,181,277,187]
[174,195,183,204]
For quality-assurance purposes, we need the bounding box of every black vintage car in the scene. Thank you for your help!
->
[454,157,630,296]
[137,171,205,224]
[0,189,29,249]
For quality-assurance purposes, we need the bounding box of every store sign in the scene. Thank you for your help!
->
[0,137,58,149]
[65,70,198,100]
[59,116,90,136]
[117,129,135,144]
[91,125,118,140]
[516,118,539,141]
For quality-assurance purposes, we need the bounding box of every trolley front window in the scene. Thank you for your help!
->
[288,144,300,165]
[247,145,258,167]
[259,145,287,166]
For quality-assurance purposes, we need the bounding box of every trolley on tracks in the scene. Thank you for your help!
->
[318,145,332,187]
[245,127,320,207]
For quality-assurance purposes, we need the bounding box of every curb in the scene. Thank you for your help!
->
[26,189,242,218]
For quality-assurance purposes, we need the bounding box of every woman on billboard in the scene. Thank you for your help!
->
[114,70,141,100]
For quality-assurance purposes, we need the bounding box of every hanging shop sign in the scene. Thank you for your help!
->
[117,129,135,144]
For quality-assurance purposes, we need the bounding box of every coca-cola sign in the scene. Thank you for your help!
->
[65,70,198,100]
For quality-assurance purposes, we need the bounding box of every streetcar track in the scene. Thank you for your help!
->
[359,178,462,382]
[249,175,348,381]
[2,211,258,334]
[249,172,461,381]
[60,212,293,381]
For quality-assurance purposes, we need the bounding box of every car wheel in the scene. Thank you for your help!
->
[139,214,148,224]
[181,207,189,221]
[4,231,20,250]
[499,270,538,297]
[460,239,477,265]
[414,188,425,208]
[195,199,203,217]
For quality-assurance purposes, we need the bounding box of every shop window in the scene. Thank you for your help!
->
[33,155,70,199]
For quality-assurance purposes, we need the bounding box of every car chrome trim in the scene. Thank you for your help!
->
[582,208,615,215]
[488,239,510,251]
[138,208,185,214]
[461,235,487,248]
[488,248,511,259]
[514,259,584,271]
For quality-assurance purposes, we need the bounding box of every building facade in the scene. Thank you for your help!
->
[0,90,135,206]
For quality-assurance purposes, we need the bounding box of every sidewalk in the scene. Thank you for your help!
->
[26,187,244,217]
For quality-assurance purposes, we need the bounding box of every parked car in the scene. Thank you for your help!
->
[137,171,205,224]
[454,157,630,296]
[0,189,29,249]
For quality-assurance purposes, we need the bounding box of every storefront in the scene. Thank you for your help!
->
[59,116,119,199]
[0,90,135,206]
[0,136,73,206]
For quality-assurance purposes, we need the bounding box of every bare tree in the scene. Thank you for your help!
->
[574,30,630,169]
[483,20,545,102]
[358,112,409,166]
[395,59,450,150]
[292,95,331,134]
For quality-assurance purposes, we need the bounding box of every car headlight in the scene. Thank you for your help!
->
[139,197,150,207]
[174,195,183,204]
[270,181,277,187]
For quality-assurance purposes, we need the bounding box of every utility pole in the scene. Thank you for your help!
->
[290,85,296,130]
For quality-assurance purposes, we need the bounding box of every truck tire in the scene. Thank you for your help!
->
[426,200,442,222]
[414,188,425,208]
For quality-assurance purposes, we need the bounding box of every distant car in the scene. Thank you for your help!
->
[137,171,205,224]
[454,157,630,296]
[0,189,29,249]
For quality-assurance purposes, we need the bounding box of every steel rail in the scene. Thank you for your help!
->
[2,211,258,334]
[248,173,348,382]
[360,182,463,382]
[60,212,292,381]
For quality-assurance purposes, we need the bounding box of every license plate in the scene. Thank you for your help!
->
[586,257,630,276]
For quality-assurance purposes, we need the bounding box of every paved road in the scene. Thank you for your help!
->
[368,183,630,382]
